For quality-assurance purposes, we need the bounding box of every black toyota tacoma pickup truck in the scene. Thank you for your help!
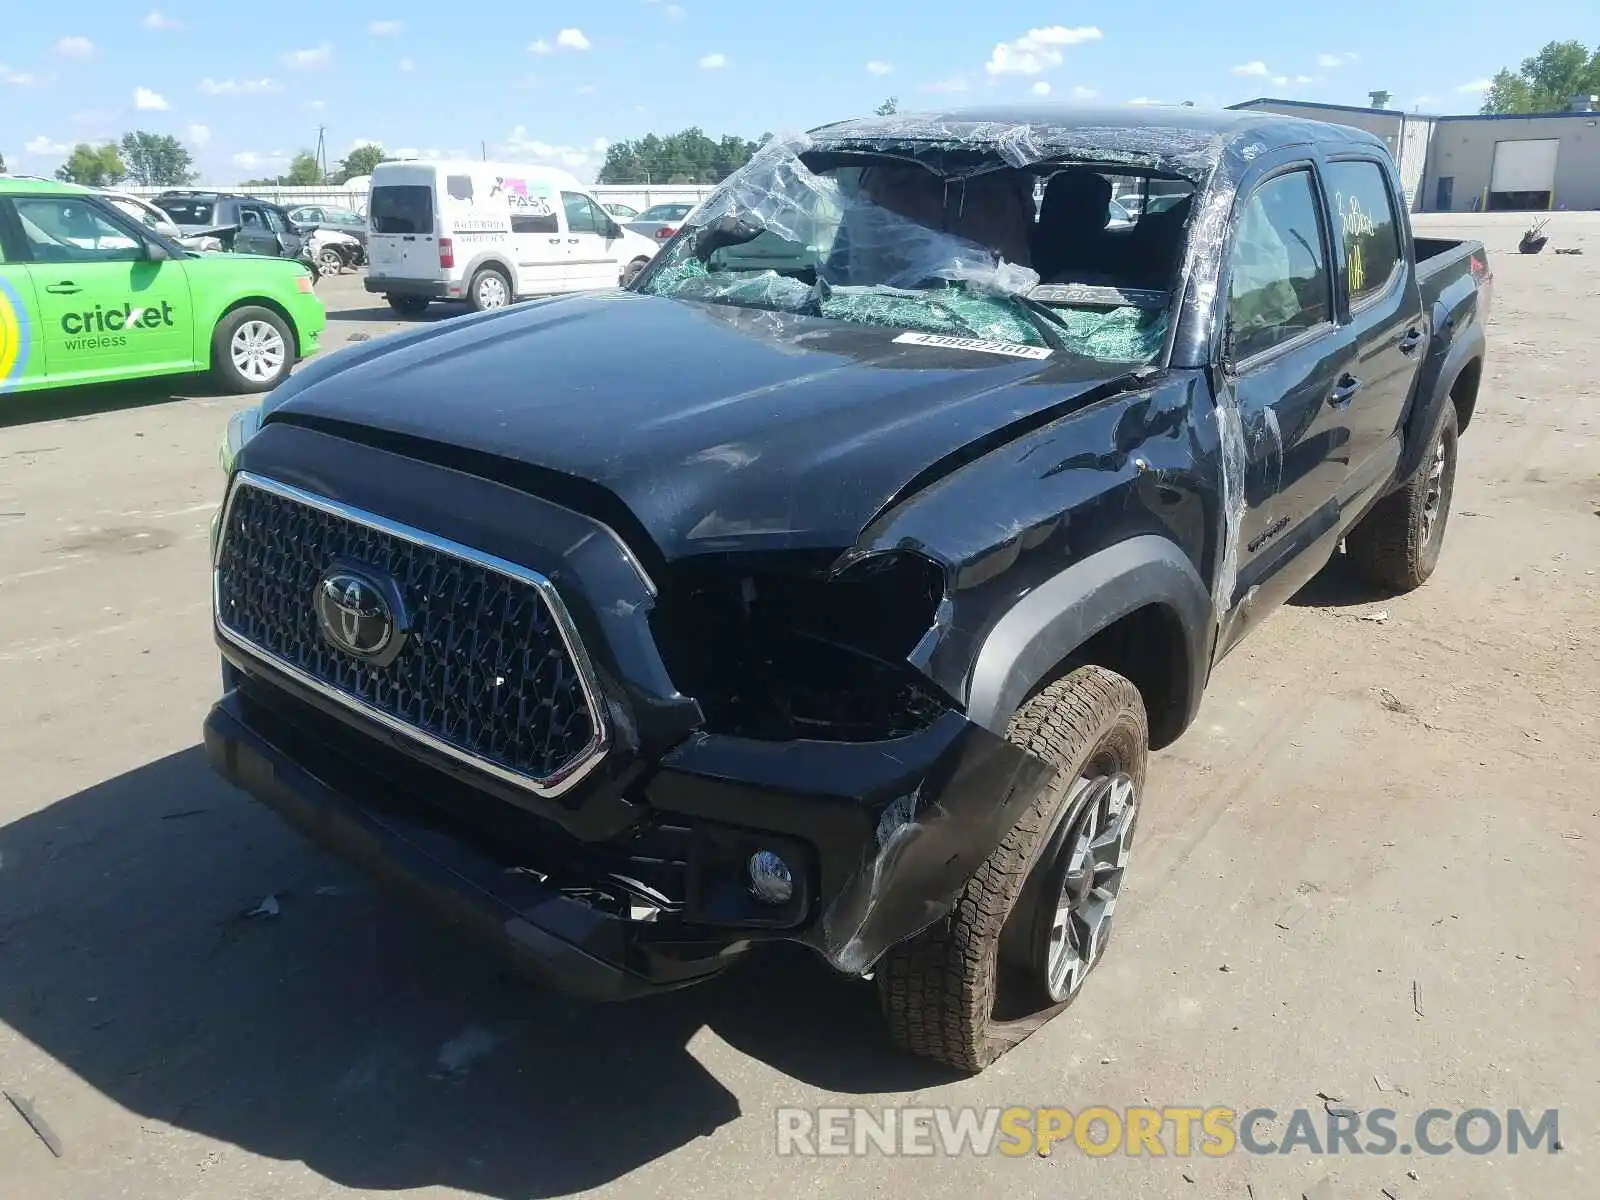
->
[205,106,1491,1073]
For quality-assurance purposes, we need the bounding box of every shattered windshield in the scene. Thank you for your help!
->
[637,133,1191,365]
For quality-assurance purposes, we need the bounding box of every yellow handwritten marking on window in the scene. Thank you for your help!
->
[1336,190,1374,294]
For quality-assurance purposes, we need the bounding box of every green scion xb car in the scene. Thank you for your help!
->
[0,177,326,396]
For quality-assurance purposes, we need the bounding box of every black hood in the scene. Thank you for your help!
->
[267,292,1135,560]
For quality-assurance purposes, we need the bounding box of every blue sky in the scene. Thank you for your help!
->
[1,1,1593,183]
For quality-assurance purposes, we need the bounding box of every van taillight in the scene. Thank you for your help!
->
[439,237,455,268]
[657,226,677,239]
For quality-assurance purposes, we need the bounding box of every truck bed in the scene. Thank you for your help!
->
[1413,235,1489,312]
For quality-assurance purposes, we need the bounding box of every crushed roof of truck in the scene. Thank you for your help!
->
[805,103,1390,182]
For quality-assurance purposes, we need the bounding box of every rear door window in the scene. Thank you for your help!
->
[158,198,214,225]
[370,185,434,234]
[1323,160,1402,306]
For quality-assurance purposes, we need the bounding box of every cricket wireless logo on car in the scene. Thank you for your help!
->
[59,301,179,351]
[0,276,32,388]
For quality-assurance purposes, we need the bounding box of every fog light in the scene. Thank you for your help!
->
[747,850,794,905]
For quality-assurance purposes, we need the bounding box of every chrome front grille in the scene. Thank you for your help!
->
[213,472,607,796]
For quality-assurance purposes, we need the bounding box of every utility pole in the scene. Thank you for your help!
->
[481,140,487,162]
[314,125,329,182]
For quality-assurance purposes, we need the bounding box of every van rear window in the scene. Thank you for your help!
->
[370,185,434,234]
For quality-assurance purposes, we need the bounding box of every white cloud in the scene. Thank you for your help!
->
[185,121,210,145]
[1126,97,1163,105]
[142,10,183,29]
[698,52,726,69]
[392,147,418,158]
[866,60,893,76]
[1071,84,1099,99]
[1457,78,1492,93]
[301,98,326,111]
[529,38,551,53]
[1271,74,1289,86]
[1294,75,1320,85]
[985,26,1102,77]
[398,57,415,71]
[201,77,280,95]
[55,36,96,59]
[368,19,402,35]
[1231,61,1270,77]
[134,86,170,110]
[500,125,608,179]
[1031,81,1051,96]
[282,44,333,69]
[1316,52,1358,68]
[556,27,590,50]
[1,67,42,87]
[577,84,597,95]
[663,4,686,17]
[24,135,68,156]
[232,151,286,170]
[921,75,969,94]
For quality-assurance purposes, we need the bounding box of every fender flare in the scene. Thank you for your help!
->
[963,535,1214,742]
[1398,322,1484,484]
[459,251,518,297]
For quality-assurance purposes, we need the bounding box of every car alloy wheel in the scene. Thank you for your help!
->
[230,320,287,384]
[1039,771,1138,1002]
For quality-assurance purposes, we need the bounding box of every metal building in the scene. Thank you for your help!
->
[1229,95,1600,213]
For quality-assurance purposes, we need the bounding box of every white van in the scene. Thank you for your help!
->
[363,160,661,316]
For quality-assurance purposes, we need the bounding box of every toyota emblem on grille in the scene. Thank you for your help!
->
[313,568,406,664]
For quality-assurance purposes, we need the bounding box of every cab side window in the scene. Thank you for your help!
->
[13,197,145,264]
[1324,160,1401,306]
[1226,169,1332,363]
[561,192,601,235]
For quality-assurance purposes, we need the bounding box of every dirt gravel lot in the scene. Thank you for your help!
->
[1,212,1596,1200]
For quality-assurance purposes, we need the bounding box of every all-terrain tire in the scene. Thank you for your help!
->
[877,665,1148,1073]
[386,295,430,317]
[1345,404,1459,593]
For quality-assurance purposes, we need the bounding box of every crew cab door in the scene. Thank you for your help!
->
[7,194,194,385]
[1212,161,1355,655]
[234,203,282,256]
[1321,157,1425,513]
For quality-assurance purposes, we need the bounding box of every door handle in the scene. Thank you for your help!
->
[44,282,81,295]
[1329,374,1363,408]
[567,238,580,244]
[548,238,562,245]
[1398,327,1424,355]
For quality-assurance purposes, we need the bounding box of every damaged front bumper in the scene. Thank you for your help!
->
[205,658,1054,999]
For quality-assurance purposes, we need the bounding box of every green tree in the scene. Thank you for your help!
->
[597,128,761,184]
[335,143,388,183]
[118,130,196,186]
[284,150,324,185]
[875,96,899,115]
[54,142,127,187]
[0,151,7,174]
[1481,40,1600,114]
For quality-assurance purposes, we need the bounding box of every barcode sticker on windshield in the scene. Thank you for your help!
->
[892,332,1053,360]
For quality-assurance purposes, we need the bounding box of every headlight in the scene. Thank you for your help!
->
[219,406,263,476]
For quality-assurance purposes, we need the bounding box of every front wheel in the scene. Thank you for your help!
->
[877,665,1148,1073]
[211,306,294,394]
[468,266,512,312]
[315,247,344,277]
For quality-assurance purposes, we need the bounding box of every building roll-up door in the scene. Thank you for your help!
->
[1490,139,1560,193]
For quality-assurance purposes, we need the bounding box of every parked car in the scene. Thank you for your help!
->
[286,204,369,254]
[626,201,699,241]
[96,190,224,251]
[363,159,661,315]
[602,201,640,221]
[151,191,319,260]
[304,227,364,275]
[205,106,1491,1073]
[0,177,324,394]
